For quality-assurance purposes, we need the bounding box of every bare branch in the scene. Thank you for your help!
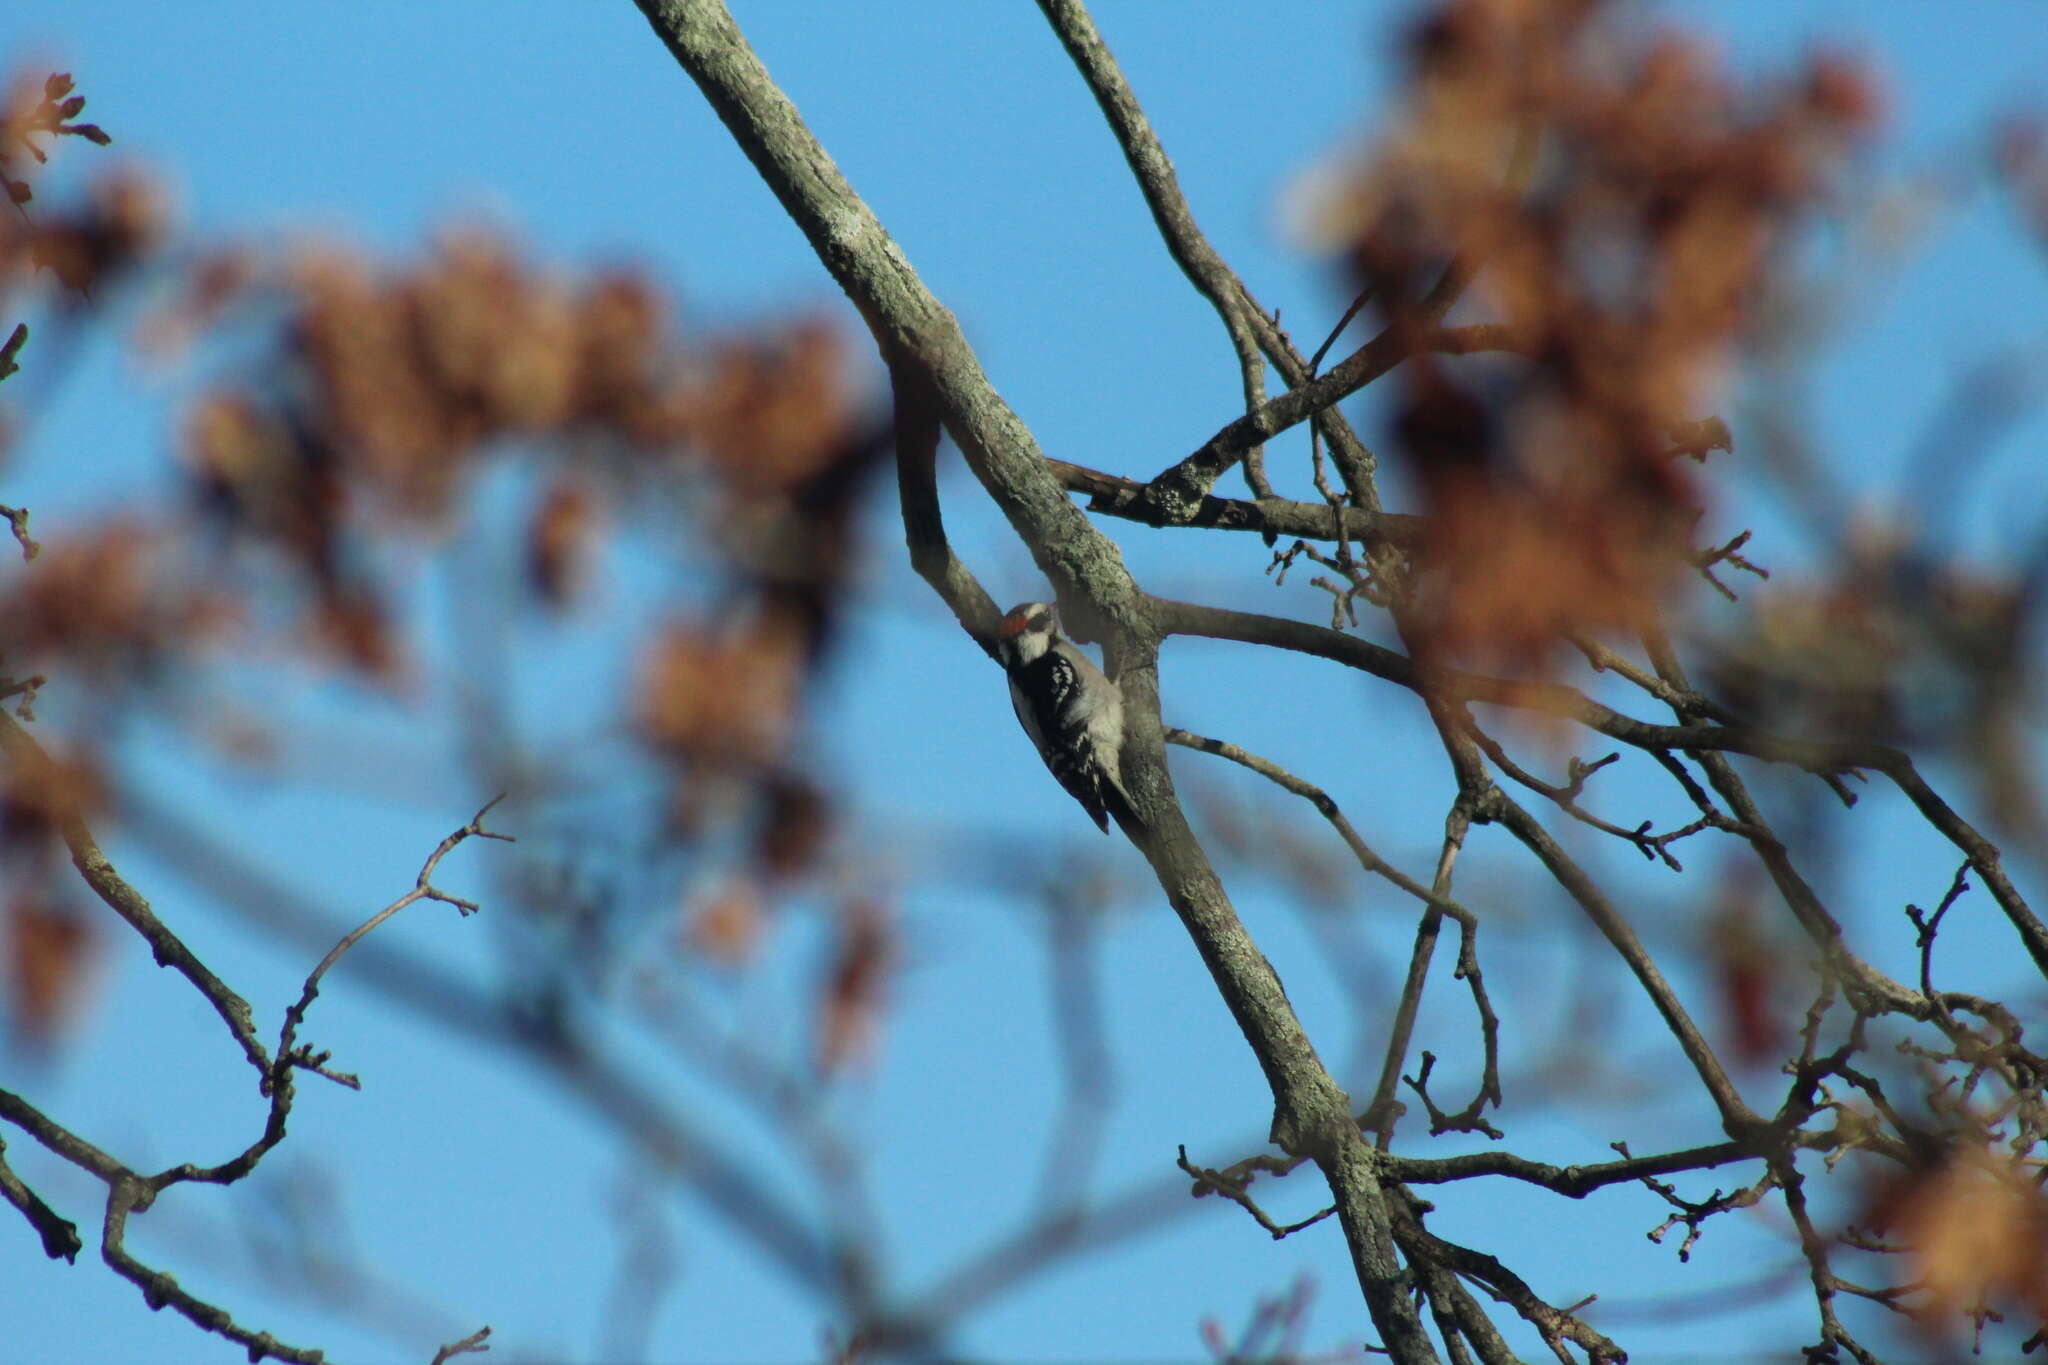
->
[1161,597,2048,986]
[1387,1137,1775,1198]
[0,709,271,1074]
[0,1083,333,1361]
[1310,287,1376,374]
[890,355,1001,652]
[0,502,38,560]
[274,796,514,1094]
[1368,801,1479,1141]
[101,1177,328,1365]
[0,1130,81,1261]
[1032,0,1392,511]
[1164,728,1476,926]
[1032,0,1278,497]
[1160,729,1501,1141]
[0,1086,130,1184]
[1391,1186,1626,1365]
[1616,1139,1782,1262]
[120,780,902,1304]
[430,1324,493,1365]
[1488,789,1759,1136]
[1048,457,1421,549]
[0,321,25,383]
[1178,1144,1337,1240]
[1461,723,1728,870]
[631,5,1450,1354]
[1139,320,1485,525]
[1691,529,1770,601]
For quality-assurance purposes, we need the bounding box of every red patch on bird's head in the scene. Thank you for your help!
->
[998,604,1044,638]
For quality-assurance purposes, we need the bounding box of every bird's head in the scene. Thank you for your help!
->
[997,601,1057,666]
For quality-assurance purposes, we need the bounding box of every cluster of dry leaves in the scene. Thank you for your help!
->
[1330,0,1875,667]
[1867,1146,2048,1335]
[0,73,158,330]
[0,741,102,1050]
[172,232,871,674]
[0,75,893,1068]
[1315,1,2048,1346]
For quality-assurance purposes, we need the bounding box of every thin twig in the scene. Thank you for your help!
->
[1177,1144,1336,1239]
[431,1324,494,1365]
[101,1176,328,1365]
[1032,0,1279,497]
[0,709,270,1074]
[1033,0,1394,510]
[274,796,513,1094]
[0,1131,81,1261]
[0,322,26,383]
[1309,286,1374,374]
[1161,728,1501,1140]
[0,503,38,560]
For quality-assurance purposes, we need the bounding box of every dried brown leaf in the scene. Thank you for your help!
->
[816,898,893,1074]
[5,896,95,1046]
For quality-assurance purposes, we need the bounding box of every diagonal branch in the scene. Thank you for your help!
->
[1163,727,1477,924]
[0,500,39,561]
[0,709,270,1075]
[1487,786,1758,1136]
[1049,457,1420,547]
[0,321,26,383]
[0,1132,80,1261]
[269,796,514,1097]
[1034,0,1277,498]
[122,779,845,1299]
[1147,321,1422,523]
[1033,0,1386,511]
[0,1085,329,1362]
[1156,580,2048,952]
[1124,322,1528,533]
[891,355,1000,652]
[100,1175,327,1364]
[1208,596,1757,1138]
[1391,1184,1625,1365]
[632,4,1440,1355]
[1163,726,1501,1137]
[1637,628,2045,998]
[633,0,1139,634]
[1386,1138,1773,1197]
[1132,316,1533,528]
[1370,801,1482,1141]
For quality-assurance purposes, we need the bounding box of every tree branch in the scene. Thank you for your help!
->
[1033,0,1278,497]
[1048,457,1421,547]
[630,4,1442,1353]
[0,709,270,1075]
[1162,727,1499,1138]
[1145,320,1418,522]
[1032,0,1397,513]
[0,321,26,383]
[890,356,1000,652]
[1487,787,1758,1136]
[121,780,846,1301]
[1386,1138,1765,1198]
[0,1132,81,1261]
[101,1175,328,1365]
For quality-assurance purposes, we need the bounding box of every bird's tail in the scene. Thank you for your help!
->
[1100,769,1142,834]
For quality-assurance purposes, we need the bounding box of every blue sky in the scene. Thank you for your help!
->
[1,3,2045,1363]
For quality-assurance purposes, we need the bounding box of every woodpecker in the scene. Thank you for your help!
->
[995,601,1138,833]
